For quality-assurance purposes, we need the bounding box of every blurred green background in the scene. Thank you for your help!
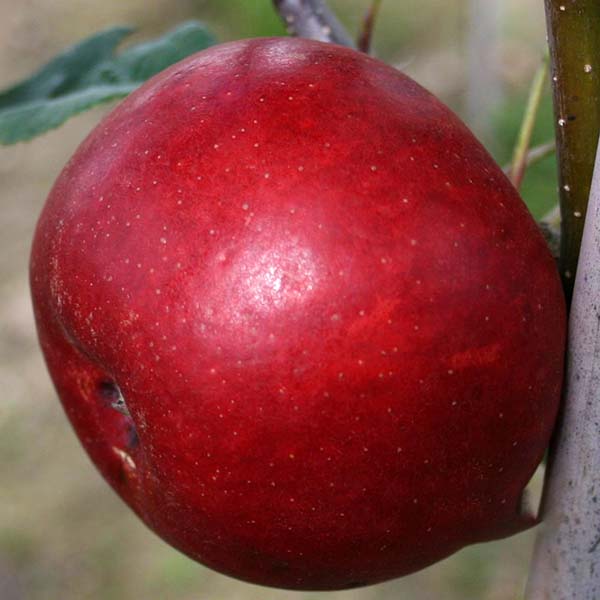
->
[0,1,558,599]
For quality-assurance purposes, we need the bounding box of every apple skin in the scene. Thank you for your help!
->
[30,37,566,590]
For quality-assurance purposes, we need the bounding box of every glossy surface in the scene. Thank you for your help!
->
[30,38,566,590]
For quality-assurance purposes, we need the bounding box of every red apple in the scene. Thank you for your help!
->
[30,37,566,590]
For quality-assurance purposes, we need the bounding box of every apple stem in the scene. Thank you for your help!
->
[525,132,600,599]
[357,0,383,54]
[272,0,356,47]
[508,54,550,191]
[543,0,600,303]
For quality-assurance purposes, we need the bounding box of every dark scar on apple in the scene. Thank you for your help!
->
[98,380,120,401]
[97,380,139,448]
[126,423,139,449]
[98,380,130,416]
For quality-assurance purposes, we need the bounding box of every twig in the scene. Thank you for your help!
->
[544,0,600,302]
[525,133,600,600]
[509,55,550,190]
[357,0,383,54]
[272,0,355,47]
[503,141,556,176]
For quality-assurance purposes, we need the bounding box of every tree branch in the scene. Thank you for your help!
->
[272,0,355,47]
[525,132,600,599]
[544,0,600,302]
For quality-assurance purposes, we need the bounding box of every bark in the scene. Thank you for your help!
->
[525,134,600,599]
[272,0,355,47]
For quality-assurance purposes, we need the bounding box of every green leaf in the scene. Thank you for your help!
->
[0,21,216,144]
[0,27,134,110]
[106,21,216,83]
[0,85,136,145]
